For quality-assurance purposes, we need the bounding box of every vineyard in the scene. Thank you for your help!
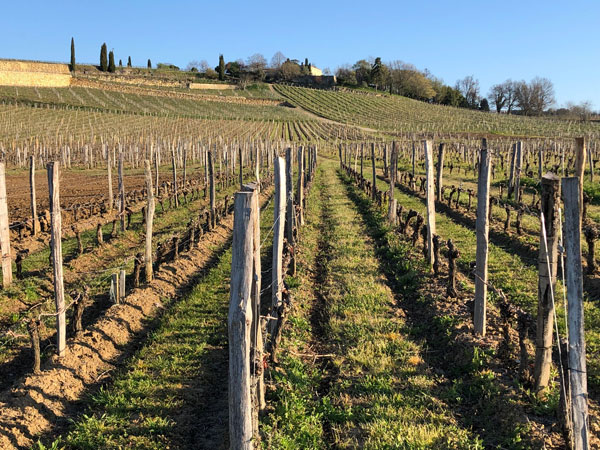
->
[0,73,598,450]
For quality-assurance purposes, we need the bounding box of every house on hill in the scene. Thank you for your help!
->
[309,66,323,76]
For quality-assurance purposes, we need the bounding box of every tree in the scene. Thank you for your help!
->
[70,37,75,72]
[280,59,301,80]
[127,56,132,67]
[147,59,152,69]
[119,59,122,67]
[455,75,480,108]
[353,60,371,86]
[488,83,508,113]
[108,50,116,73]
[370,57,389,90]
[388,61,435,100]
[514,77,554,115]
[479,98,490,111]
[100,43,108,72]
[218,54,225,81]
[270,51,286,69]
[246,53,267,80]
[336,64,357,85]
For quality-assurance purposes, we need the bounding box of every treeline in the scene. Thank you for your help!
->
[335,57,595,119]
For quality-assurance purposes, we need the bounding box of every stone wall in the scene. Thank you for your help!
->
[188,83,237,90]
[0,60,72,87]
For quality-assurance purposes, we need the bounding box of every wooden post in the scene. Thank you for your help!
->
[208,151,216,228]
[436,143,445,200]
[255,145,260,190]
[371,143,377,200]
[534,173,560,392]
[118,152,125,232]
[228,191,255,450]
[47,162,66,357]
[119,269,126,302]
[110,273,118,303]
[388,141,397,224]
[271,157,286,333]
[285,148,295,274]
[107,154,113,211]
[144,160,155,283]
[171,147,179,208]
[508,143,517,199]
[474,139,491,336]
[30,156,38,235]
[423,140,436,266]
[515,141,523,203]
[562,177,589,450]
[154,153,159,197]
[297,146,304,226]
[575,138,586,227]
[0,163,12,287]
[239,146,244,190]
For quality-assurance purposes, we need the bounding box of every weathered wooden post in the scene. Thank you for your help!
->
[171,147,179,208]
[47,162,66,357]
[514,141,523,203]
[30,156,39,235]
[436,143,445,200]
[228,191,255,449]
[107,153,113,211]
[208,151,216,228]
[144,160,155,283]
[423,140,436,266]
[119,269,126,302]
[239,146,244,190]
[562,177,589,450]
[534,173,560,392]
[271,157,286,334]
[297,146,304,226]
[575,138,586,227]
[0,163,12,287]
[118,152,125,232]
[388,141,397,224]
[371,143,377,200]
[474,139,491,336]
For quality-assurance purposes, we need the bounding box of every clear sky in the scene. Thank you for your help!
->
[1,0,598,108]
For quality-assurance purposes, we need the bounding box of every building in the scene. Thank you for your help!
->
[309,66,323,76]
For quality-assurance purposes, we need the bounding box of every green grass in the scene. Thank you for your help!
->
[262,160,481,448]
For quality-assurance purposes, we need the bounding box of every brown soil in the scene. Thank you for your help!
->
[0,186,272,449]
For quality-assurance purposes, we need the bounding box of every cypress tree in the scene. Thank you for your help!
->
[147,59,152,69]
[119,59,122,67]
[127,56,132,67]
[218,54,225,81]
[70,37,76,72]
[108,50,116,73]
[100,43,108,71]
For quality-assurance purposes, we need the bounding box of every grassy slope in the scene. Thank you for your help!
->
[274,84,600,138]
[262,160,482,448]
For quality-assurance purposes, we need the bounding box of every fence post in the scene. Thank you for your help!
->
[514,141,523,203]
[271,157,286,334]
[388,141,397,224]
[208,150,216,228]
[144,160,155,283]
[171,147,179,208]
[474,139,491,336]
[0,163,12,288]
[228,191,255,450]
[371,143,377,200]
[107,153,113,211]
[47,162,66,357]
[534,173,560,391]
[436,143,445,200]
[118,152,125,232]
[562,177,589,450]
[119,269,126,302]
[30,156,39,235]
[423,140,436,266]
[297,146,304,226]
[575,138,586,226]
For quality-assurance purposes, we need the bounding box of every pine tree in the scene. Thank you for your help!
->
[70,37,76,72]
[100,43,108,71]
[108,50,116,73]
[119,59,122,67]
[218,54,225,81]
[127,56,132,67]
[147,59,152,69]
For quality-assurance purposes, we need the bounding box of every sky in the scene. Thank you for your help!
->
[1,0,598,108]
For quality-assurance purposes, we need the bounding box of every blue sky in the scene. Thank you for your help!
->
[1,1,598,108]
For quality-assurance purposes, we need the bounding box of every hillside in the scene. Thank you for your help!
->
[274,84,600,138]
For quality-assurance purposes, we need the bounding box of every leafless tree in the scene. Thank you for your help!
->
[246,53,267,72]
[489,83,507,113]
[455,75,480,107]
[270,51,286,69]
[515,77,555,115]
